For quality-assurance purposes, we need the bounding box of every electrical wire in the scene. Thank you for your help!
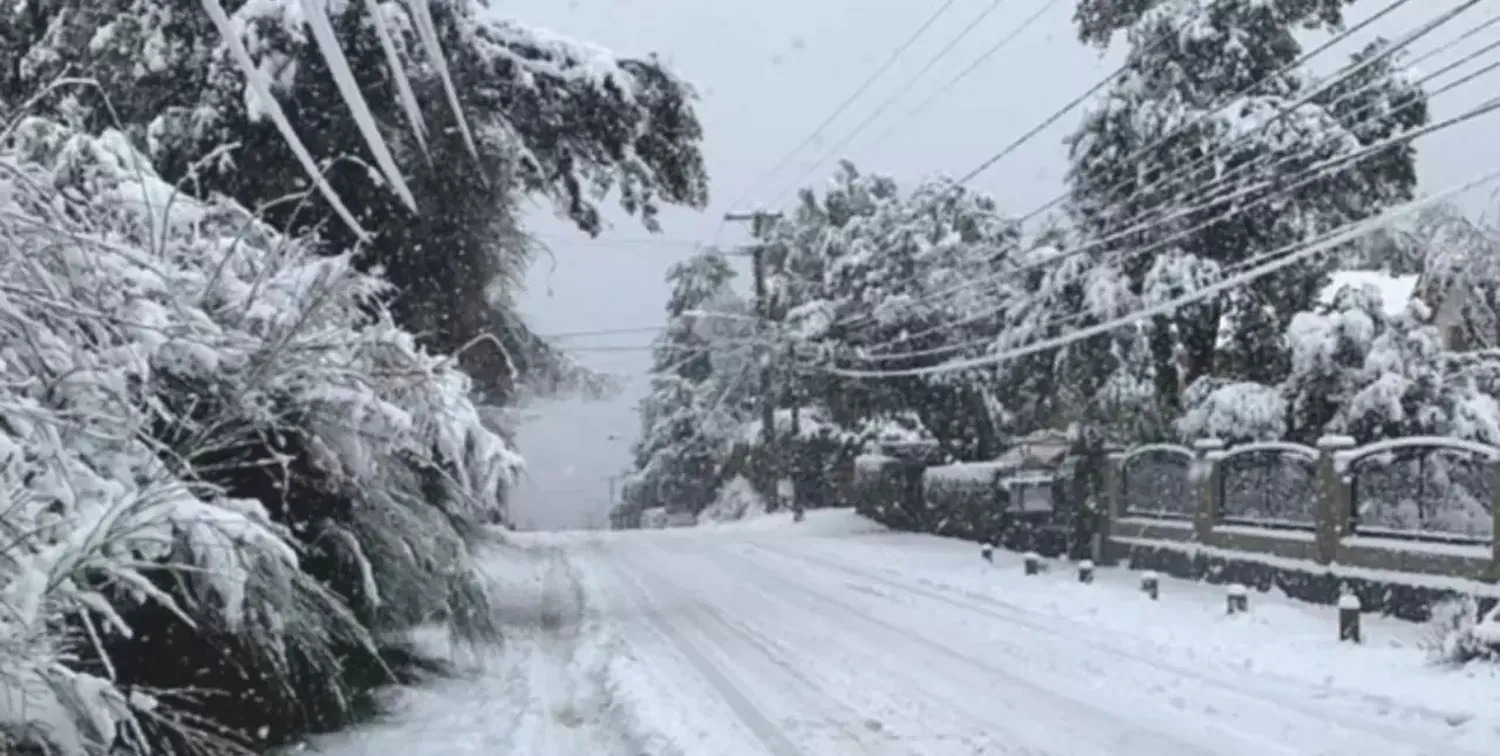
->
[760,0,1019,209]
[816,99,1500,378]
[863,0,1069,153]
[836,0,1477,340]
[848,25,1500,357]
[721,0,963,214]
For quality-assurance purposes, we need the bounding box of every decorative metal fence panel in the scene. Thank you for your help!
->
[1351,448,1493,544]
[1120,447,1195,519]
[1219,450,1317,529]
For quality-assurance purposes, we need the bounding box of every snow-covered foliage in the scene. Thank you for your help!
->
[1062,0,1426,418]
[1177,379,1287,444]
[1420,597,1500,665]
[3,0,709,404]
[766,162,1022,459]
[624,252,760,518]
[0,117,520,753]
[697,475,768,523]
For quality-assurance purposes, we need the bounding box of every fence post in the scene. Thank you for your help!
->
[1314,435,1355,566]
[1192,438,1224,543]
[1097,452,1124,566]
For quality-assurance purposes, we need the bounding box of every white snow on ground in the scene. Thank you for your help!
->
[309,510,1500,755]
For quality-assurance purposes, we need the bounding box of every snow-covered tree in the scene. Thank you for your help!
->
[1281,282,1390,441]
[3,0,709,402]
[1409,204,1500,352]
[626,252,758,516]
[1063,0,1427,419]
[0,116,522,754]
[770,162,1022,459]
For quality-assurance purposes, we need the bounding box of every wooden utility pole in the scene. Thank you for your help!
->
[723,210,783,510]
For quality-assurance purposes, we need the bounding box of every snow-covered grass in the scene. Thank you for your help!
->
[0,117,520,754]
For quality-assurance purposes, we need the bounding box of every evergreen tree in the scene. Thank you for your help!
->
[770,162,1022,460]
[626,252,756,515]
[1063,0,1426,422]
[3,0,709,402]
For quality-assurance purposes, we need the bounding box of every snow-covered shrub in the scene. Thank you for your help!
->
[1420,597,1500,666]
[639,508,670,529]
[1177,378,1287,444]
[698,475,766,523]
[922,463,1005,541]
[0,118,521,754]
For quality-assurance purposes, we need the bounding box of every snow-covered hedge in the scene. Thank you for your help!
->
[922,463,1006,541]
[0,118,521,754]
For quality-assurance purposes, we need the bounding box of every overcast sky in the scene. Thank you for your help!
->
[506,0,1500,530]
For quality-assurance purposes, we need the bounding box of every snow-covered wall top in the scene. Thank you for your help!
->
[924,461,1006,486]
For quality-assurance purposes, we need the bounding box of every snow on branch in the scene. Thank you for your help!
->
[0,115,521,753]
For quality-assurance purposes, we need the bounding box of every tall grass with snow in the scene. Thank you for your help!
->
[0,108,519,752]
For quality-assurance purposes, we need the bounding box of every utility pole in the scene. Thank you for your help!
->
[724,210,783,511]
[786,340,804,521]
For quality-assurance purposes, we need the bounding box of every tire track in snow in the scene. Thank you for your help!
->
[504,544,651,756]
[662,538,1221,755]
[611,553,811,756]
[741,538,1483,756]
[635,540,1044,755]
[632,541,929,755]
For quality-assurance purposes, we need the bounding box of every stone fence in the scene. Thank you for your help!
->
[1105,436,1500,584]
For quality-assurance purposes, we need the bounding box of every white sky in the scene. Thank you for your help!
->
[508,0,1500,530]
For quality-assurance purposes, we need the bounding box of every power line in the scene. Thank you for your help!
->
[722,0,963,214]
[851,16,1500,356]
[852,60,1500,363]
[761,0,1018,209]
[545,325,667,339]
[833,0,1454,338]
[816,151,1500,379]
[528,234,721,248]
[864,0,1068,153]
[962,0,1430,200]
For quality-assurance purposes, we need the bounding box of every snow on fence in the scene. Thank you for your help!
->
[1218,442,1319,530]
[1111,437,1497,547]
[1105,436,1499,589]
[1337,439,1496,545]
[1118,444,1195,520]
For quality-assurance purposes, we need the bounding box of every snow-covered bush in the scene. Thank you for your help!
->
[1177,379,1288,444]
[698,475,766,523]
[0,117,521,754]
[921,462,1006,541]
[1420,597,1500,666]
[639,508,670,529]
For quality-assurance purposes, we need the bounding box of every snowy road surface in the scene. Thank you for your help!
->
[311,510,1500,756]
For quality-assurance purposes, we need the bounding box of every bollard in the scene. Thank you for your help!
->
[1226,583,1248,615]
[1024,552,1041,575]
[981,544,994,563]
[1140,571,1159,600]
[1339,593,1362,643]
[1078,559,1095,584]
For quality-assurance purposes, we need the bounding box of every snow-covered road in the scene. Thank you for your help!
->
[310,511,1500,756]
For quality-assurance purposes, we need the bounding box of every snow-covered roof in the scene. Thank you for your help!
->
[1319,271,1419,316]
